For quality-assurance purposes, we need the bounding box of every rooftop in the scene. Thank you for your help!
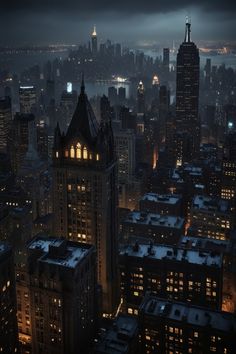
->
[192,195,230,213]
[140,193,181,205]
[124,211,184,229]
[180,235,230,254]
[95,315,138,354]
[28,236,91,269]
[119,243,222,268]
[141,295,236,332]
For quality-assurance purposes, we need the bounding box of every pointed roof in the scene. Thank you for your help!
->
[65,77,99,145]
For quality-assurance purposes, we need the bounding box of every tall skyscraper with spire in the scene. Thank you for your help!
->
[52,78,119,315]
[91,26,98,56]
[174,19,200,165]
[137,81,145,114]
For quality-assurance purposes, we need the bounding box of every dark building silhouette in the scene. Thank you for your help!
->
[9,113,35,173]
[52,79,119,315]
[163,48,170,73]
[0,96,12,154]
[137,81,145,114]
[0,243,19,353]
[205,58,211,88]
[175,20,200,165]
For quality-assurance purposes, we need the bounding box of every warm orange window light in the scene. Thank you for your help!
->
[70,146,75,158]
[83,146,88,159]
[76,143,82,159]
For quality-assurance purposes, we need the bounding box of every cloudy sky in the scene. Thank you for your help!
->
[1,0,236,46]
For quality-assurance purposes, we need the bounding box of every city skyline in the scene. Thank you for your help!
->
[0,9,236,354]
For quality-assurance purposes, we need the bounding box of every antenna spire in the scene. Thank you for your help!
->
[185,17,191,43]
[92,25,97,36]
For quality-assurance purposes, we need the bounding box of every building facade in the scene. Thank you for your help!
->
[52,81,119,314]
[175,20,200,165]
[27,236,96,354]
[119,242,223,314]
[0,243,19,353]
[139,294,236,354]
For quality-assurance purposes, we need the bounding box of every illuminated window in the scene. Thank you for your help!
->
[96,153,100,161]
[65,150,69,157]
[70,146,75,158]
[76,143,82,159]
[56,151,59,158]
[83,146,88,159]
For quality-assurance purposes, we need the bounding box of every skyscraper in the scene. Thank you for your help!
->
[10,113,35,173]
[0,96,12,154]
[137,81,145,114]
[52,79,119,315]
[175,20,200,165]
[19,86,37,114]
[91,26,98,56]
[163,48,170,73]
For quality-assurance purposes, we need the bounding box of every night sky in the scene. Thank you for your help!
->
[1,0,236,45]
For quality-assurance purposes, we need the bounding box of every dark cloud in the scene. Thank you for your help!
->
[1,0,236,15]
[0,1,236,45]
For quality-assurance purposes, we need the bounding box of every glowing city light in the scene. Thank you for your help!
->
[67,82,72,93]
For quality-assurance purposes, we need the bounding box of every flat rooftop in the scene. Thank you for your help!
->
[95,315,138,354]
[28,236,91,269]
[192,195,230,213]
[140,193,181,205]
[180,235,230,253]
[119,243,222,268]
[141,295,236,332]
[124,211,184,229]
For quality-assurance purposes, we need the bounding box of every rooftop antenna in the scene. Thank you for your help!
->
[92,25,97,36]
[185,16,191,43]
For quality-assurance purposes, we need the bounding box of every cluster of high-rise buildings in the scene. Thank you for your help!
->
[0,20,236,353]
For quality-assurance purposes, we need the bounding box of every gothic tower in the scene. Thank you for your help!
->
[52,78,119,314]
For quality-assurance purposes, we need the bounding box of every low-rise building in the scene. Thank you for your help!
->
[139,193,182,216]
[121,211,185,245]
